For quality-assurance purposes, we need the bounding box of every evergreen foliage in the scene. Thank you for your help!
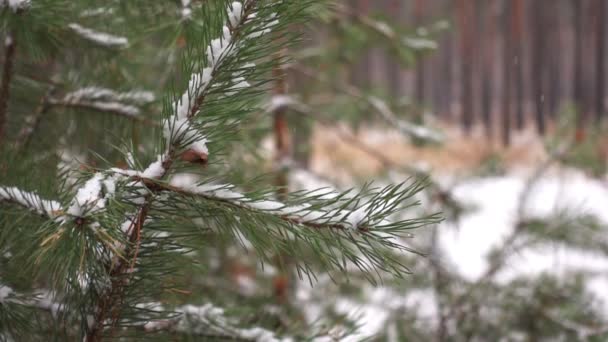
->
[0,0,437,340]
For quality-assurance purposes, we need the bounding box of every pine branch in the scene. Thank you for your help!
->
[132,176,383,232]
[448,143,571,327]
[140,302,289,341]
[0,186,61,218]
[541,309,608,339]
[266,95,459,212]
[68,23,129,49]
[14,86,55,150]
[291,64,444,143]
[47,90,158,126]
[85,2,274,338]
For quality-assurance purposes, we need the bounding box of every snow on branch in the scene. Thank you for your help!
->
[1,0,30,12]
[63,87,155,105]
[167,175,409,232]
[367,96,443,143]
[141,302,289,341]
[0,186,61,218]
[180,0,192,20]
[164,0,277,161]
[68,23,129,48]
[48,86,156,124]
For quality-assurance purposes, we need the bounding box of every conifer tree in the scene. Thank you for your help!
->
[0,0,438,340]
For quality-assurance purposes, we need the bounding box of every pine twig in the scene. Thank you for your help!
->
[14,87,55,151]
[47,98,159,127]
[447,143,571,329]
[290,64,444,143]
[267,95,459,212]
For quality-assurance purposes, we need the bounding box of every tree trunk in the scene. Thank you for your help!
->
[512,0,525,130]
[457,0,474,133]
[479,0,493,139]
[502,0,512,146]
[414,0,426,106]
[574,0,585,134]
[596,0,606,121]
[532,0,546,134]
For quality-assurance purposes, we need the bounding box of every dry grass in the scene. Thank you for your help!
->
[309,123,549,180]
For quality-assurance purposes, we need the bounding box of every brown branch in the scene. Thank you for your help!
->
[14,87,55,151]
[86,201,151,342]
[0,32,17,145]
[271,48,293,303]
[85,2,260,339]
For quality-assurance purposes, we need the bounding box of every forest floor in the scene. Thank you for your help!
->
[294,124,608,340]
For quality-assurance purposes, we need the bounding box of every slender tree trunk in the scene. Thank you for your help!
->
[479,0,493,139]
[386,0,402,98]
[351,0,372,88]
[441,1,454,121]
[502,0,512,146]
[532,0,546,134]
[272,52,292,304]
[596,0,606,121]
[512,0,525,129]
[414,0,425,106]
[574,0,585,137]
[547,2,562,121]
[457,0,474,133]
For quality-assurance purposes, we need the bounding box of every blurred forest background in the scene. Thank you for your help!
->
[275,0,608,339]
[3,0,608,340]
[301,0,607,145]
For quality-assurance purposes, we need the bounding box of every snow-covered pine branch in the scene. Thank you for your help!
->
[80,2,287,339]
[48,86,156,124]
[180,0,192,20]
[1,0,30,12]
[366,96,443,144]
[0,186,61,218]
[63,87,155,105]
[163,0,276,163]
[167,176,387,232]
[68,23,129,48]
[141,302,289,341]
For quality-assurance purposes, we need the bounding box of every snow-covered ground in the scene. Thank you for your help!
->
[441,171,608,304]
[299,169,608,341]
